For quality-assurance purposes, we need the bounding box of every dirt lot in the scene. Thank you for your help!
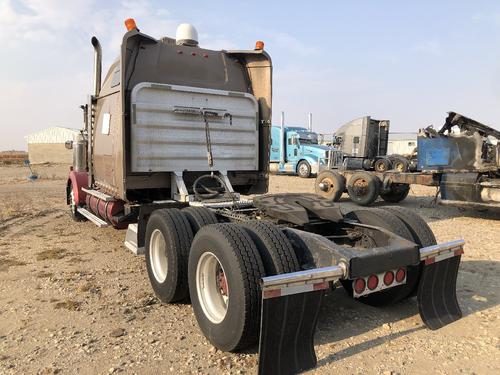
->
[0,164,498,374]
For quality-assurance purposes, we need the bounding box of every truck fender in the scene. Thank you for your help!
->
[66,170,89,205]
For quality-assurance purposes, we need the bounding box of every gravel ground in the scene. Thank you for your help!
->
[0,165,498,374]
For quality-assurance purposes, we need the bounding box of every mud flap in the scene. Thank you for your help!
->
[258,265,345,375]
[417,240,464,330]
[258,291,324,375]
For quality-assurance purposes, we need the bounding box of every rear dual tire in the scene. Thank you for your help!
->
[343,207,433,306]
[189,222,299,351]
[145,209,193,303]
[189,224,265,351]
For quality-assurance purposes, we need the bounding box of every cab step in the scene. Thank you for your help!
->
[124,223,144,255]
[77,207,109,227]
[81,188,115,201]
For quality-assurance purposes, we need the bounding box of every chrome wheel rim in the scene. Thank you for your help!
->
[196,252,229,324]
[150,229,168,283]
[69,189,77,215]
[299,164,308,175]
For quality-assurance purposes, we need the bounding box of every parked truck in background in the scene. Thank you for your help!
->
[269,113,342,178]
[270,115,403,178]
[65,19,466,374]
[316,112,500,208]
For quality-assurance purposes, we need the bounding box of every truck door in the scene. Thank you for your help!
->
[287,135,299,161]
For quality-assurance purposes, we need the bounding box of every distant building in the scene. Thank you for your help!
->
[25,127,79,164]
[387,133,417,156]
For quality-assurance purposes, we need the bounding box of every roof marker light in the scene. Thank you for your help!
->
[125,18,137,31]
[255,40,264,50]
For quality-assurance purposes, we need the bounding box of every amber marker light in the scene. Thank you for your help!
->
[255,40,264,50]
[125,18,137,31]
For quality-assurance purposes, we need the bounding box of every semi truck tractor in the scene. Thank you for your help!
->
[315,112,500,207]
[269,114,342,178]
[66,19,465,374]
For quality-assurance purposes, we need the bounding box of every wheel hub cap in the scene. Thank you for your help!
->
[196,252,229,324]
[150,229,168,283]
[353,179,368,196]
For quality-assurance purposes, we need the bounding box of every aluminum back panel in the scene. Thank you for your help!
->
[130,83,259,172]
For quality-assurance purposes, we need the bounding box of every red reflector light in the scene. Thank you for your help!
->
[367,275,379,290]
[353,278,366,294]
[383,271,394,286]
[395,268,406,283]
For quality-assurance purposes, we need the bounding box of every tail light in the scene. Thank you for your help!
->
[395,268,406,283]
[352,268,407,298]
[367,275,379,290]
[354,278,366,294]
[383,271,394,286]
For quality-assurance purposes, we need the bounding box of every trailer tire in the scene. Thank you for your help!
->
[297,160,311,178]
[347,171,380,206]
[183,207,219,234]
[68,182,86,222]
[188,223,265,351]
[315,170,346,202]
[374,158,392,173]
[380,184,410,203]
[241,221,300,274]
[145,208,193,303]
[342,208,418,306]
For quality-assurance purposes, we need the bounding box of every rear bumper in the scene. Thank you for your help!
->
[257,239,465,375]
[261,239,464,297]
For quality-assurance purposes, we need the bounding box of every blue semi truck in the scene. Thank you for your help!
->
[269,123,341,178]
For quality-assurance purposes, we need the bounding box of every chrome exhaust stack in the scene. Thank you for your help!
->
[91,36,102,97]
[280,111,285,165]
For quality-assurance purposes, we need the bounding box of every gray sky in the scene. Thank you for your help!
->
[1,0,500,150]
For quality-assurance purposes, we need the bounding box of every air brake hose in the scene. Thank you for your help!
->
[193,174,227,200]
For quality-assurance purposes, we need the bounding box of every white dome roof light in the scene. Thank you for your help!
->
[176,23,199,47]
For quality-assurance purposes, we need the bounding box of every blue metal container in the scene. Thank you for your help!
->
[417,137,454,171]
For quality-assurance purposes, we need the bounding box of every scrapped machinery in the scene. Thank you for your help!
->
[315,112,500,207]
[66,20,465,374]
[419,112,500,207]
